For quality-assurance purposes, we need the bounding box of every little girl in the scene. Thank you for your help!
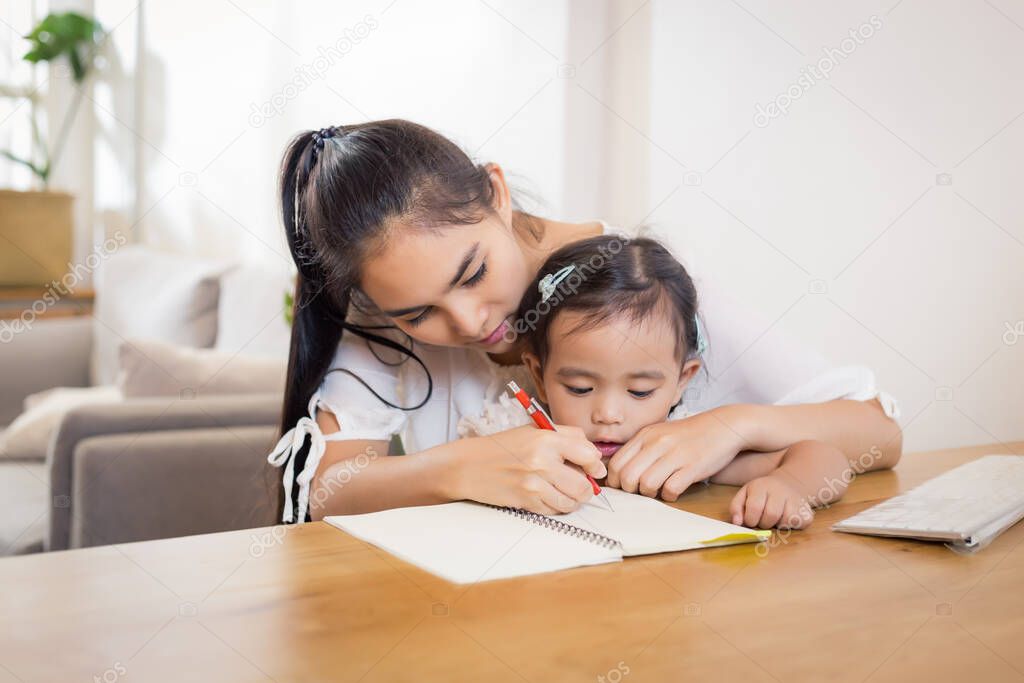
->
[487,234,871,530]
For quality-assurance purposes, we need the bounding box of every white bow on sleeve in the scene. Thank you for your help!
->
[267,390,327,523]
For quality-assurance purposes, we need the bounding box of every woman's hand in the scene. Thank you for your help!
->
[730,475,814,529]
[606,407,749,501]
[448,424,606,515]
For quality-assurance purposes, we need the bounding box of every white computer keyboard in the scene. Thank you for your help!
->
[833,455,1024,551]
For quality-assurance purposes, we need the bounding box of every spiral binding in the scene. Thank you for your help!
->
[488,505,622,550]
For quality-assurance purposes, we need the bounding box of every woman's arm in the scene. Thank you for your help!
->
[308,409,606,519]
[706,399,901,487]
[608,398,901,501]
[724,397,903,472]
[709,448,786,485]
[309,408,470,519]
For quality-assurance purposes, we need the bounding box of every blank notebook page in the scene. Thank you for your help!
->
[559,488,770,555]
[329,500,621,584]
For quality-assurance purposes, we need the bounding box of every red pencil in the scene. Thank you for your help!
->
[507,380,614,511]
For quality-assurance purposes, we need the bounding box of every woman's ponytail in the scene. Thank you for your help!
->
[272,119,533,522]
[276,131,348,523]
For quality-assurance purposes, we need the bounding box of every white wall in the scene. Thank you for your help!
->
[117,0,589,265]
[639,0,1024,451]
[7,0,1021,452]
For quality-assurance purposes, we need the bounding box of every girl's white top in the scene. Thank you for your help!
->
[268,220,900,522]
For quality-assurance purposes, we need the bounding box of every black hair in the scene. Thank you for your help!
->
[278,119,541,522]
[515,235,701,367]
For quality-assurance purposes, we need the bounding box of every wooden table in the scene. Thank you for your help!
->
[2,443,1022,683]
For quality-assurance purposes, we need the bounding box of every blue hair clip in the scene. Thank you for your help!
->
[694,314,707,356]
[538,265,575,303]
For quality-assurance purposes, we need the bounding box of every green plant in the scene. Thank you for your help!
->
[1,12,105,186]
[283,287,295,326]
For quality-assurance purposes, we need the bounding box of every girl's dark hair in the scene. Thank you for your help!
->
[278,119,540,522]
[516,235,701,366]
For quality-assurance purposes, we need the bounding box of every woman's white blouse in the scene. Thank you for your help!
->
[268,220,900,522]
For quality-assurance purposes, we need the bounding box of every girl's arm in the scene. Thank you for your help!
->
[728,440,851,529]
[766,440,853,506]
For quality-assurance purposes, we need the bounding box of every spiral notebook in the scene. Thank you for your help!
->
[325,487,771,584]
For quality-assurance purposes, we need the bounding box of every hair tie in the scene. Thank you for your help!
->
[694,314,708,356]
[538,265,575,303]
[311,126,339,155]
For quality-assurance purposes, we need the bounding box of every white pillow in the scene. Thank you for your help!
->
[117,338,286,398]
[0,386,123,462]
[91,245,231,385]
[215,261,293,358]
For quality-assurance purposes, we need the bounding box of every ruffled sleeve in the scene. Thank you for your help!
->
[316,364,408,440]
[266,326,408,523]
[774,365,900,420]
[456,358,534,438]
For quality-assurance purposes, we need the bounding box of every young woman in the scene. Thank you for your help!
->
[267,119,902,523]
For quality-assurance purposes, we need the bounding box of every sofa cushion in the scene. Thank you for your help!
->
[215,261,293,358]
[117,338,286,398]
[47,393,281,551]
[0,386,122,462]
[91,245,230,385]
[69,425,279,548]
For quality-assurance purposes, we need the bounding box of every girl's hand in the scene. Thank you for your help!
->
[451,424,606,516]
[606,407,748,501]
[730,474,814,529]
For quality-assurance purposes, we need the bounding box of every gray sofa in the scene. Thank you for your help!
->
[1,316,282,555]
[50,393,281,551]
